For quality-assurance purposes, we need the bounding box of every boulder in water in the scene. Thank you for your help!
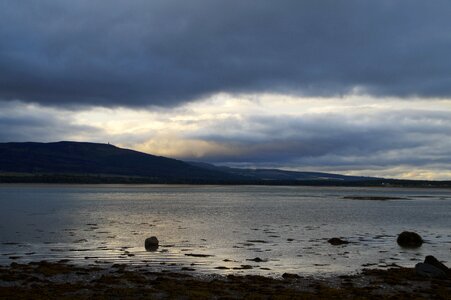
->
[247,257,267,262]
[145,236,159,251]
[328,238,349,246]
[396,231,423,248]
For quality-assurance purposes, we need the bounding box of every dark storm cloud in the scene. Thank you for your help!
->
[183,110,451,169]
[0,102,102,142]
[1,0,451,107]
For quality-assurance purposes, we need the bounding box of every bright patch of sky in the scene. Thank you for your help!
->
[2,93,450,180]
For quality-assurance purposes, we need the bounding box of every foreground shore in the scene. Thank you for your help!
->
[1,261,450,299]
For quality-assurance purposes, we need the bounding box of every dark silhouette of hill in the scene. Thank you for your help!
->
[188,162,373,182]
[0,141,242,183]
[1,141,449,187]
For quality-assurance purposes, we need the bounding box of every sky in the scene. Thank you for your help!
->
[1,0,451,180]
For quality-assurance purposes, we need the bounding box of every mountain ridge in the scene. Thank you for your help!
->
[0,141,241,183]
[187,161,375,182]
[0,141,449,187]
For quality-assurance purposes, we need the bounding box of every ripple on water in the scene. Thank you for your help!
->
[1,185,450,276]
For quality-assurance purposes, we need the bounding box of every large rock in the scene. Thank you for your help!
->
[328,237,349,245]
[424,256,450,276]
[396,231,423,248]
[145,236,159,251]
[415,263,447,279]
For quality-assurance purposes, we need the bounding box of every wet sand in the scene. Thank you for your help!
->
[1,261,450,299]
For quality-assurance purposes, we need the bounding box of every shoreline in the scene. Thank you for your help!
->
[1,173,451,188]
[1,182,451,191]
[1,261,450,299]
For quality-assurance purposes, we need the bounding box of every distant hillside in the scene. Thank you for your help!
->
[189,162,374,182]
[189,162,451,187]
[0,142,243,183]
[1,141,449,187]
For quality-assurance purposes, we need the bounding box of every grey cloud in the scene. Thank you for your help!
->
[0,102,102,142]
[1,1,451,107]
[1,99,450,178]
[182,110,451,170]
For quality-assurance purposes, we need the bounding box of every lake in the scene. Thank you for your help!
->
[0,184,450,277]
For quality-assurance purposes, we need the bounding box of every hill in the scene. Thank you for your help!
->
[1,141,449,187]
[188,162,373,182]
[0,142,242,183]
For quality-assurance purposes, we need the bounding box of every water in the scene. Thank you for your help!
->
[0,184,450,277]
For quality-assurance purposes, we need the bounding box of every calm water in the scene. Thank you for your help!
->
[0,184,450,277]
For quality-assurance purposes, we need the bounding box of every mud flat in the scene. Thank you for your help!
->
[1,261,450,299]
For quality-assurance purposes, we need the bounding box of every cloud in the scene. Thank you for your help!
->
[1,1,451,107]
[176,109,451,166]
[2,93,451,179]
[122,95,451,179]
[0,101,103,142]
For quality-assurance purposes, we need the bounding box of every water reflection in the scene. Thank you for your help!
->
[0,185,450,276]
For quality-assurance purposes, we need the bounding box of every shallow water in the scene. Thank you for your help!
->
[0,184,450,276]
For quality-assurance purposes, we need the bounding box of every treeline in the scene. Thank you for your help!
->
[1,173,451,188]
[0,174,245,184]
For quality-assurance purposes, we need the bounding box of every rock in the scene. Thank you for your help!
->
[235,265,253,270]
[241,265,253,269]
[328,238,349,245]
[247,257,267,262]
[282,273,301,279]
[415,263,447,279]
[144,236,159,251]
[184,253,213,257]
[424,256,450,276]
[343,196,406,201]
[396,231,423,248]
